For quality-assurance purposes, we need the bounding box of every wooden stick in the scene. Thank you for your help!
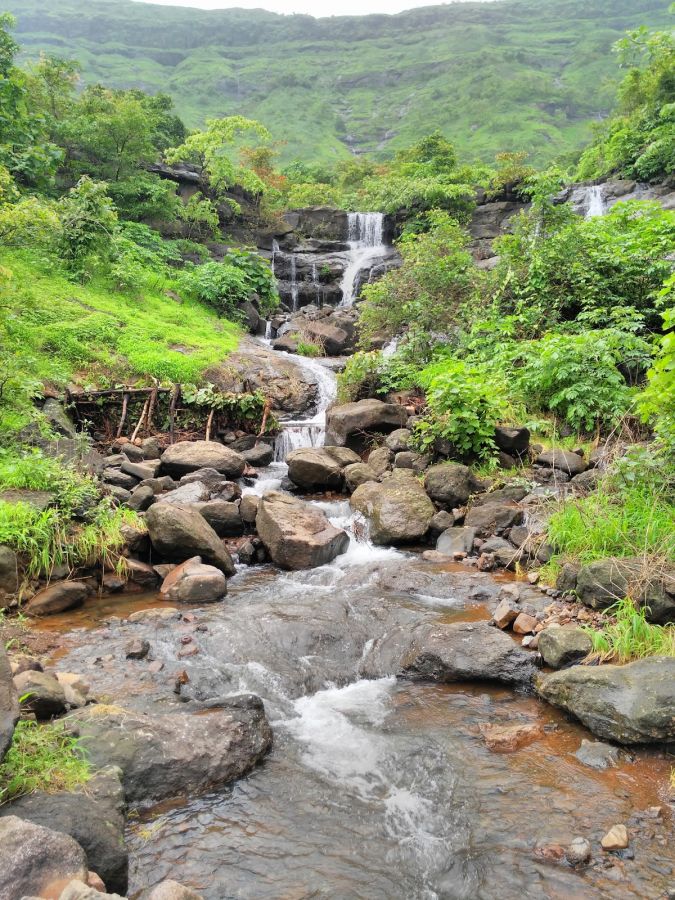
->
[169,384,180,444]
[256,399,271,439]
[146,383,158,433]
[205,408,215,442]
[130,398,150,443]
[116,392,130,438]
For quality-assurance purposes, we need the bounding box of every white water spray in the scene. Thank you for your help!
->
[339,212,387,307]
[585,185,606,218]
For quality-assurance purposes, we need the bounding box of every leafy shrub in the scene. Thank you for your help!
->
[295,341,321,358]
[639,277,675,454]
[57,177,119,277]
[178,249,278,320]
[0,720,90,802]
[178,192,220,241]
[107,172,181,223]
[0,195,61,249]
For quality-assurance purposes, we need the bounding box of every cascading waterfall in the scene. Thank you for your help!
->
[271,238,280,276]
[289,255,299,312]
[272,353,338,462]
[585,185,606,218]
[339,212,387,307]
[311,261,321,305]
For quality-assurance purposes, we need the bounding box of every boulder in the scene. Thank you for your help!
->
[323,446,361,467]
[14,670,67,718]
[159,557,227,603]
[424,463,477,510]
[127,484,155,512]
[494,426,530,456]
[536,657,675,744]
[102,469,138,490]
[138,880,204,900]
[256,492,349,569]
[124,559,158,588]
[574,739,620,771]
[343,462,378,491]
[350,472,435,545]
[538,626,592,668]
[145,503,235,576]
[385,428,411,453]
[428,510,454,537]
[179,469,241,501]
[193,500,244,537]
[396,621,536,687]
[1,768,128,894]
[286,447,344,490]
[241,443,274,468]
[66,699,272,806]
[575,557,675,623]
[158,481,211,506]
[536,449,587,476]
[324,399,407,447]
[479,722,544,752]
[0,644,18,761]
[0,816,88,899]
[239,494,259,524]
[160,441,246,478]
[120,459,161,481]
[303,319,350,356]
[24,581,89,617]
[436,526,476,557]
[0,545,18,596]
[464,501,522,536]
[367,447,393,477]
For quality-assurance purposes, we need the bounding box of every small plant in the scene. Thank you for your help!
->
[0,720,90,802]
[584,597,675,663]
[295,341,321,358]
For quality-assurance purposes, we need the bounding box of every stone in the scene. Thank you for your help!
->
[601,825,629,851]
[0,545,18,595]
[538,626,592,668]
[367,447,393,477]
[570,469,601,493]
[424,463,477,509]
[120,442,145,462]
[343,462,378,491]
[323,446,361,467]
[535,449,588,476]
[324,399,407,447]
[575,739,620,771]
[193,500,244,537]
[141,436,162,459]
[257,492,349,569]
[393,451,418,469]
[492,598,520,629]
[286,447,344,490]
[512,612,537,634]
[125,558,158,588]
[159,557,227,603]
[160,441,246,479]
[303,319,350,356]
[350,473,435,545]
[472,485,528,507]
[102,469,138,490]
[145,503,235,576]
[125,638,150,659]
[498,451,517,469]
[494,425,530,456]
[565,837,592,866]
[478,722,544,752]
[241,443,274,468]
[138,880,204,900]
[10,655,43,676]
[385,428,411,452]
[14,670,67,718]
[239,494,259,524]
[24,580,89,617]
[121,459,161,481]
[1,767,128,894]
[0,816,88,899]
[127,607,180,624]
[536,657,675,744]
[158,481,211,506]
[0,488,54,510]
[42,398,77,438]
[464,502,522,536]
[127,484,155,512]
[0,644,18,761]
[178,469,241,500]
[66,700,272,807]
[556,562,580,594]
[576,557,675,624]
[429,510,455,537]
[436,527,476,557]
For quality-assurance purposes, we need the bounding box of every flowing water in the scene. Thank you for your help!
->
[271,351,338,462]
[339,212,388,307]
[585,185,606,218]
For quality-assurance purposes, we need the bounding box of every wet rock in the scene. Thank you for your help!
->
[575,739,620,771]
[160,441,246,479]
[239,494,259,524]
[512,612,538,634]
[241,443,274,468]
[138,880,204,900]
[286,447,344,490]
[494,426,530,456]
[576,557,675,624]
[436,526,476,557]
[0,815,88,899]
[0,644,18,761]
[127,607,180,624]
[566,837,592,866]
[159,556,227,603]
[478,722,544,752]
[24,581,89,617]
[343,462,378,491]
[367,446,393,477]
[127,484,155,512]
[145,503,235,576]
[193,500,244,537]
[325,399,407,447]
[257,491,349,569]
[396,621,536,687]
[601,824,629,850]
[14,670,67,718]
[535,449,587,476]
[538,626,592,668]
[121,459,160,481]
[0,767,128,894]
[424,463,476,510]
[159,481,211,506]
[536,657,675,744]
[465,501,522,536]
[66,701,272,807]
[350,472,435,545]
[125,558,159,588]
[492,597,520,629]
[0,545,18,596]
[385,428,411,452]
[125,638,150,659]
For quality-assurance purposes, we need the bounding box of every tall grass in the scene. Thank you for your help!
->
[0,721,90,802]
[585,597,675,663]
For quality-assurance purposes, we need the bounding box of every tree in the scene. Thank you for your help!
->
[57,177,118,276]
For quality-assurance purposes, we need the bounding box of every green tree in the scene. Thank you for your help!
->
[57,177,119,276]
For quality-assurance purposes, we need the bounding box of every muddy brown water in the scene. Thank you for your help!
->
[34,544,674,900]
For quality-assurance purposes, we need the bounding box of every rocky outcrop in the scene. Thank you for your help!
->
[350,471,435,545]
[0,645,18,761]
[66,698,272,807]
[256,491,349,569]
[575,558,675,624]
[145,503,235,575]
[536,657,675,744]
[325,399,407,447]
[286,447,344,490]
[160,441,246,479]
[159,557,228,603]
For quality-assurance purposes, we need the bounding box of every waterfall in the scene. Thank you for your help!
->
[585,185,606,218]
[312,262,321,305]
[339,212,387,308]
[290,255,299,312]
[264,320,273,341]
[271,239,280,277]
[273,354,338,462]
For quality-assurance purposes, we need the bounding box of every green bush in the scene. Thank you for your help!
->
[178,249,278,320]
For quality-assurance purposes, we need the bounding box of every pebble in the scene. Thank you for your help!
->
[565,837,592,866]
[513,612,537,634]
[125,638,150,660]
[601,824,629,851]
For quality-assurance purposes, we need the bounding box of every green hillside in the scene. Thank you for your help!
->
[6,0,672,165]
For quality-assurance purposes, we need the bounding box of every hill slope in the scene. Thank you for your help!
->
[7,0,672,164]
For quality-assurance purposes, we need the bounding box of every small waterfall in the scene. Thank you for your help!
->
[339,212,387,308]
[273,354,338,462]
[311,262,321,305]
[381,337,399,358]
[290,255,299,312]
[271,239,280,277]
[264,320,273,341]
[585,185,606,218]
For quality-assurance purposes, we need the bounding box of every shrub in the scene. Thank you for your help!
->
[584,597,675,663]
[0,721,90,802]
[177,250,278,320]
[57,177,119,277]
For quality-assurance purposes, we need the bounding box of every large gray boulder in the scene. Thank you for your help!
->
[424,463,477,509]
[159,556,227,603]
[536,448,587,475]
[160,441,246,478]
[192,500,244,537]
[66,698,272,807]
[536,657,675,744]
[0,644,18,761]
[145,503,235,576]
[575,557,675,624]
[324,399,407,447]
[24,581,89,617]
[350,472,435,545]
[538,626,593,668]
[257,492,349,569]
[286,447,344,490]
[0,815,89,899]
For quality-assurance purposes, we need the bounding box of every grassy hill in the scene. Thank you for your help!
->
[6,0,672,165]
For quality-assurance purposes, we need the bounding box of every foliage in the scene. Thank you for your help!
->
[295,341,322,358]
[107,172,181,224]
[584,597,675,662]
[181,384,275,432]
[177,192,219,241]
[0,720,90,802]
[639,277,675,453]
[0,194,61,249]
[177,249,277,319]
[57,177,118,277]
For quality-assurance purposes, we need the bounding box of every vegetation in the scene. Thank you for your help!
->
[584,597,675,662]
[0,720,90,802]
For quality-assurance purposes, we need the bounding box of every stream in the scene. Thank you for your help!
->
[37,343,673,899]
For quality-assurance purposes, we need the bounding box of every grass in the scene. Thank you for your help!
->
[0,720,90,803]
[584,597,675,664]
